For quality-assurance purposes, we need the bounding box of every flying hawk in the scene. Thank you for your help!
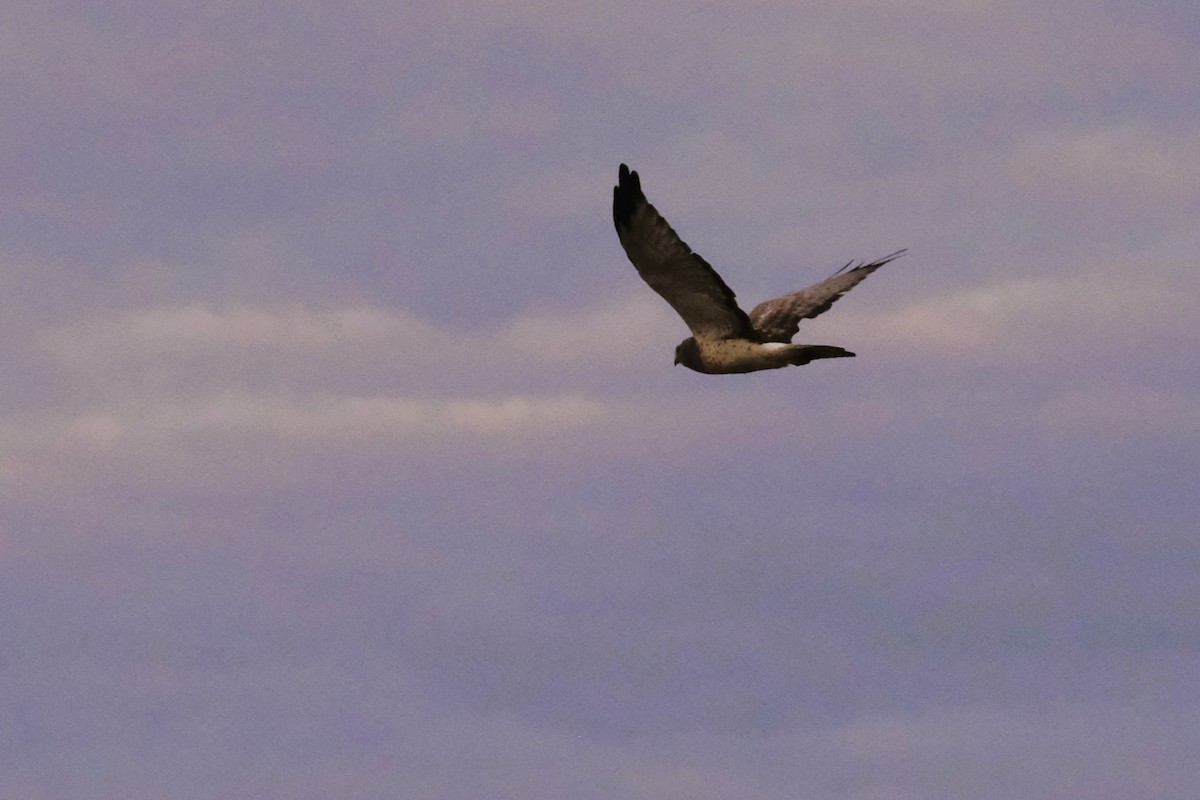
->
[612,164,904,374]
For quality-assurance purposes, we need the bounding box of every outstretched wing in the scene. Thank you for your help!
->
[613,164,755,341]
[749,249,906,343]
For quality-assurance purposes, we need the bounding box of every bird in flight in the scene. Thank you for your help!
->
[612,164,904,374]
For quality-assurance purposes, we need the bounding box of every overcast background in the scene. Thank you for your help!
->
[2,2,1198,798]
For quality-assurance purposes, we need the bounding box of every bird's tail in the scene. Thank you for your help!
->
[786,344,855,366]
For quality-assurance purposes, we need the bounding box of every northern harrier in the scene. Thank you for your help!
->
[612,164,904,374]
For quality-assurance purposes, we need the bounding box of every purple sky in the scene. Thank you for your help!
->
[2,2,1198,798]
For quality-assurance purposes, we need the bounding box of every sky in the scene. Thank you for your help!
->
[1,1,1198,798]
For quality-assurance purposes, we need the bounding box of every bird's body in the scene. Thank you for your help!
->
[674,337,855,374]
[612,163,903,374]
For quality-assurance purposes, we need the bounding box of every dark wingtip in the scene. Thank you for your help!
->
[612,163,644,232]
[833,248,908,276]
[866,248,908,269]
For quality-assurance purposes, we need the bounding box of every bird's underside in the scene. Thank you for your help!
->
[612,163,904,374]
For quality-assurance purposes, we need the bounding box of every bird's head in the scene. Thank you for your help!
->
[674,337,701,369]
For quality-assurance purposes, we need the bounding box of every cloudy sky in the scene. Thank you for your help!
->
[2,1,1198,797]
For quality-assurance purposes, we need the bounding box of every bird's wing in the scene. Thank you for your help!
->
[749,250,906,342]
[613,164,755,341]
